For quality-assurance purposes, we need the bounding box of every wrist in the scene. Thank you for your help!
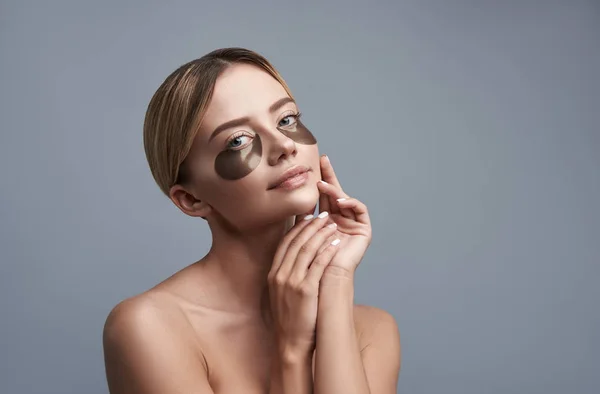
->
[275,340,314,366]
[322,265,356,282]
[270,342,313,394]
[318,273,354,311]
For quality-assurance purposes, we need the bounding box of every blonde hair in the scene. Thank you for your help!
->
[143,47,294,197]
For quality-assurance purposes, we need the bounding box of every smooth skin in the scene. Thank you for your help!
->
[103,63,401,394]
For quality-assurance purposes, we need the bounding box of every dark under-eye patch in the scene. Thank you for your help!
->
[278,119,317,145]
[213,119,317,181]
[214,134,263,180]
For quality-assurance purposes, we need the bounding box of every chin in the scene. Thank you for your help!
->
[274,184,320,216]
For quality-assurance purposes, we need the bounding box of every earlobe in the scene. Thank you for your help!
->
[169,185,212,218]
[193,201,213,220]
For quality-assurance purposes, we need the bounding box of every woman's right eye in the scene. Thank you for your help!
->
[226,134,252,150]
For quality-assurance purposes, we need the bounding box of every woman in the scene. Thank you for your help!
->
[103,47,401,393]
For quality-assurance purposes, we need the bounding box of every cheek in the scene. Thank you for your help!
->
[214,134,263,180]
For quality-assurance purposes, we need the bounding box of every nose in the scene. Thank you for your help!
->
[264,129,297,166]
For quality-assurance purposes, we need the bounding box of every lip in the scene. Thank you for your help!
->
[268,165,311,190]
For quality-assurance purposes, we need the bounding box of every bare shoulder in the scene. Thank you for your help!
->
[353,304,402,389]
[103,292,187,343]
[103,291,204,360]
[103,292,212,393]
[353,304,400,340]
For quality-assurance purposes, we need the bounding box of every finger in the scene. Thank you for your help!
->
[304,238,341,285]
[317,180,348,199]
[288,222,338,283]
[274,211,332,280]
[319,154,340,214]
[294,203,316,226]
[318,180,330,214]
[317,180,354,219]
[336,197,371,226]
[320,155,342,189]
[270,212,318,276]
[316,232,340,255]
[320,155,349,216]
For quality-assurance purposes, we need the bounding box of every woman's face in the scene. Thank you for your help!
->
[180,63,321,230]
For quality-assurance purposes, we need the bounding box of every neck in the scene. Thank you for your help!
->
[202,215,296,317]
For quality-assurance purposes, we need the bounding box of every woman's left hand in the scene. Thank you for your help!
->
[316,155,372,279]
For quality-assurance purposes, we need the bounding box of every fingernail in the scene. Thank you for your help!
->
[327,222,337,228]
[319,180,329,185]
[317,211,329,219]
[331,239,341,246]
[303,214,314,220]
[337,198,346,202]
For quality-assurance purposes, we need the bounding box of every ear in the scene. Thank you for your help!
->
[169,184,212,220]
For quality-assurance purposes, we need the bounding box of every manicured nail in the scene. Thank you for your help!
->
[337,198,346,202]
[317,211,329,219]
[303,214,314,220]
[327,222,337,228]
[331,239,341,246]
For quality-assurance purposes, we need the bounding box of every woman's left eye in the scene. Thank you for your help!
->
[278,114,298,128]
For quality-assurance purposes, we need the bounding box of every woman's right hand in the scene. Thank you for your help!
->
[267,211,341,359]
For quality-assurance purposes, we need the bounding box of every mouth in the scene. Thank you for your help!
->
[268,165,311,190]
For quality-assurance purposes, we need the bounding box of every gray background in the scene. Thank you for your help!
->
[1,0,598,393]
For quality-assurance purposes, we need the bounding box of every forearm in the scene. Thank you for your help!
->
[269,346,313,394]
[314,274,370,394]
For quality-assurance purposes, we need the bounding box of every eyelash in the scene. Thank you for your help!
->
[225,131,253,151]
[224,111,302,150]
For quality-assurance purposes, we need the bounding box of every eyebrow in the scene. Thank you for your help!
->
[208,97,296,142]
[269,97,295,113]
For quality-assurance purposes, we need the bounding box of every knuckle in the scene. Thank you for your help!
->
[289,237,303,249]
[288,238,299,248]
[287,278,301,291]
[290,281,303,293]
[298,243,312,254]
[273,275,287,287]
[286,277,299,289]
[298,283,314,297]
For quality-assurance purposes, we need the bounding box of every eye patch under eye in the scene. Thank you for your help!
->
[214,134,263,180]
[278,119,317,145]
[213,119,317,181]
